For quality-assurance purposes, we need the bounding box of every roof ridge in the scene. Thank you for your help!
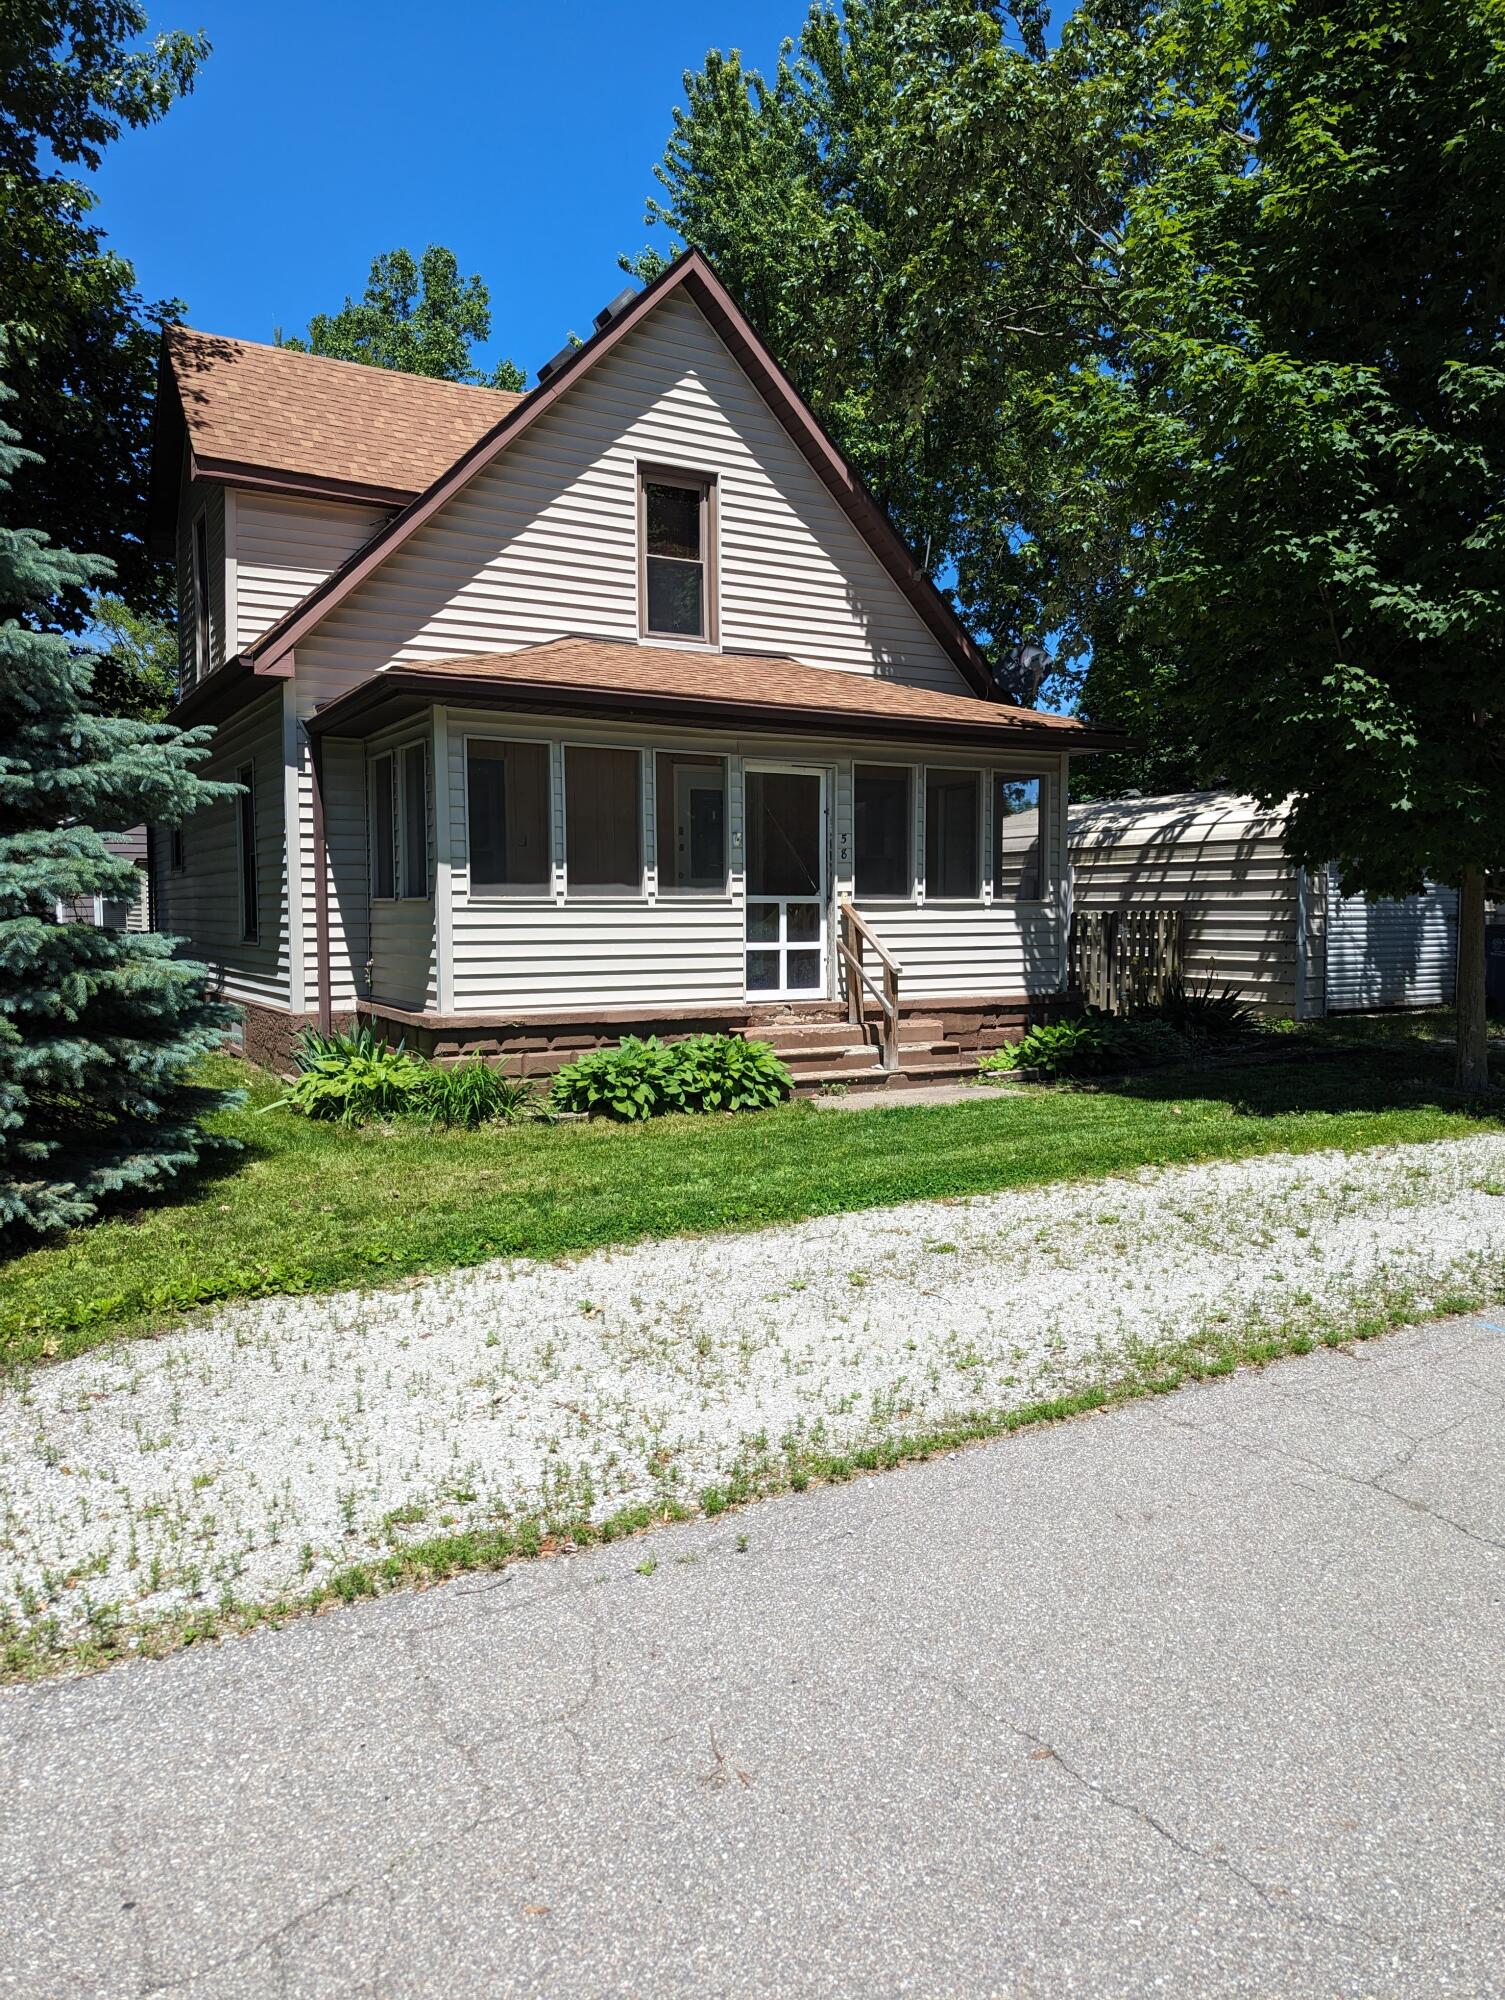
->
[166,323,525,403]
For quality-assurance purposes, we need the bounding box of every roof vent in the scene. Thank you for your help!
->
[534,342,577,386]
[592,286,638,333]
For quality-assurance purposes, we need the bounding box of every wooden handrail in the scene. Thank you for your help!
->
[838,898,901,1072]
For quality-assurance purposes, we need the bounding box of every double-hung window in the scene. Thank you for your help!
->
[640,469,715,642]
[371,745,430,901]
[236,761,258,941]
[191,511,211,683]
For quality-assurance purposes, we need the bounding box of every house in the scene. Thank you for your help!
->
[1070,792,1459,1018]
[149,251,1119,1085]
[58,829,152,933]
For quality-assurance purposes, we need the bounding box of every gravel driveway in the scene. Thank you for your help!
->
[4,1134,1504,1658]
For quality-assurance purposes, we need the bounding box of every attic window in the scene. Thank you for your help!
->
[640,469,715,643]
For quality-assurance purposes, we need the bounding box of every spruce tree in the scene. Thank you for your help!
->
[0,378,239,1239]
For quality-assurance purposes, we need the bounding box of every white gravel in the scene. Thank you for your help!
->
[5,1135,1505,1651]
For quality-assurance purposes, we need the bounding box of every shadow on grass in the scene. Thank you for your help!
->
[1087,1042,1505,1124]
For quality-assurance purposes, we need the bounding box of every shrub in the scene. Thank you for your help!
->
[275,1026,431,1124]
[1156,973,1259,1045]
[978,1017,1112,1079]
[421,1057,539,1129]
[1109,1017,1198,1068]
[550,1033,792,1120]
[672,1033,794,1112]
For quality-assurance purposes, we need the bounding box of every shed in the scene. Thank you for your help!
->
[1067,792,1457,1019]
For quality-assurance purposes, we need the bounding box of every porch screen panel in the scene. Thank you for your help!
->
[565,746,642,892]
[745,770,820,896]
[467,739,550,893]
[854,764,911,899]
[401,744,429,898]
[924,769,981,898]
[994,774,1045,902]
[655,753,726,890]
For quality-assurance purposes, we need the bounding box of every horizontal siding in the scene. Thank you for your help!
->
[1069,798,1301,1012]
[293,291,970,722]
[233,492,390,652]
[152,688,288,1008]
[1326,874,1458,1011]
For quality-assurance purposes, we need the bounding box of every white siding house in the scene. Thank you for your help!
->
[150,251,1117,1081]
[1069,792,1457,1018]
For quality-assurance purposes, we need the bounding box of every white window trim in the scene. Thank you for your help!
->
[637,461,720,650]
[190,507,212,683]
[368,750,398,903]
[461,732,555,903]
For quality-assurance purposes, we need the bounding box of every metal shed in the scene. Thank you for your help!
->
[1068,791,1457,1019]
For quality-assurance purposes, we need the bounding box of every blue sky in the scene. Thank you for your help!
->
[95,0,808,383]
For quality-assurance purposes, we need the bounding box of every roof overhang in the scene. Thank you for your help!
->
[304,666,1125,754]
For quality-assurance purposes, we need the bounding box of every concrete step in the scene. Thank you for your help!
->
[763,1017,948,1052]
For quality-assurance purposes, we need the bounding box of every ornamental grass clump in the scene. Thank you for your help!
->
[421,1056,538,1129]
[550,1033,792,1120]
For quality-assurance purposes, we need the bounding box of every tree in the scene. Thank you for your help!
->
[88,594,176,720]
[1066,0,1505,1090]
[1,1,208,631]
[277,245,526,391]
[630,1,1135,704]
[0,378,238,1240]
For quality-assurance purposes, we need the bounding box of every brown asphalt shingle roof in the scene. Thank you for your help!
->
[311,636,1108,745]
[164,327,523,499]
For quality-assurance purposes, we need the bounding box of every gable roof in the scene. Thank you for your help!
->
[150,328,523,532]
[226,251,999,701]
[304,636,1121,750]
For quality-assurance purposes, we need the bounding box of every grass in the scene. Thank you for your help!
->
[1,1023,1500,1373]
[5,1267,1499,1685]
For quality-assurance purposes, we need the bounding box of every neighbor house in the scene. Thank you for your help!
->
[149,251,1118,1085]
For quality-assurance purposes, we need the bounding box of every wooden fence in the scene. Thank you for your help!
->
[1070,907,1184,1015]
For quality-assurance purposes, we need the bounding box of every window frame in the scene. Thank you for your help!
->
[637,463,718,647]
[991,767,1053,907]
[191,508,212,682]
[463,733,555,901]
[235,760,259,942]
[168,824,186,873]
[562,740,646,900]
[922,765,984,903]
[369,750,398,902]
[654,750,729,897]
[399,741,430,900]
[852,759,917,904]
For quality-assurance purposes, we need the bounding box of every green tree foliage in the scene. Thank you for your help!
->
[277,246,526,391]
[1068,0,1505,1086]
[0,1,208,630]
[631,1,1134,701]
[643,0,1504,1085]
[0,380,238,1240]
[88,594,176,720]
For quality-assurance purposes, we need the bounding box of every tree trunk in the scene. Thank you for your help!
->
[1455,865,1490,1094]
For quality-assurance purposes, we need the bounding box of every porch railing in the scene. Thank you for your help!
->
[1070,906,1184,1015]
[838,899,902,1072]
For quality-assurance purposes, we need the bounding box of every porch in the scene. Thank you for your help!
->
[304,637,1112,1087]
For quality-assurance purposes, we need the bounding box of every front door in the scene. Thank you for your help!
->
[744,765,828,998]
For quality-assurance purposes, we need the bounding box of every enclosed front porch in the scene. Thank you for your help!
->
[305,640,1107,1086]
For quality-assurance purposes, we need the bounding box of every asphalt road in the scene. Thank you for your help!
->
[4,1313,1505,1999]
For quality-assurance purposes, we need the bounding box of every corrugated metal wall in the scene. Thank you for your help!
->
[1325,870,1458,1011]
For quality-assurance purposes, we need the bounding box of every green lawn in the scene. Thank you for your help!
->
[3,1030,1500,1372]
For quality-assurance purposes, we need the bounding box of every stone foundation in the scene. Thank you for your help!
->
[237,1002,360,1074]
